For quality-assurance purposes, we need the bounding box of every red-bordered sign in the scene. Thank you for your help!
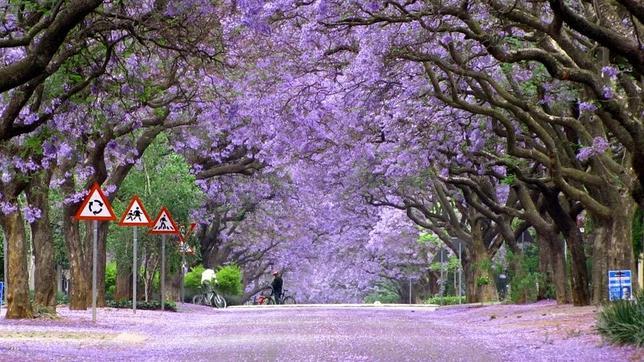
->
[74,182,117,221]
[149,207,179,234]
[118,195,152,227]
[178,223,197,243]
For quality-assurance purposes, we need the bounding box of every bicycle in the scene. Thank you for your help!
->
[192,284,227,308]
[265,288,296,305]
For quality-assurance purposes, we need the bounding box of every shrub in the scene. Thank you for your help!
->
[216,264,243,296]
[105,261,117,299]
[56,291,68,305]
[184,264,206,290]
[424,296,465,305]
[597,292,644,347]
[363,281,400,304]
[107,299,177,312]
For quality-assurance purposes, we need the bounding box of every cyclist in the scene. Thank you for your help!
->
[271,271,283,304]
[201,268,217,296]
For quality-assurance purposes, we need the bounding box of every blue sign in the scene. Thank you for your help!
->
[608,270,632,301]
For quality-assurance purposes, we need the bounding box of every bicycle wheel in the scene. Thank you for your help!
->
[213,294,227,309]
[192,294,204,305]
[282,296,296,305]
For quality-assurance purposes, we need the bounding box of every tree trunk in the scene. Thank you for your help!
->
[96,222,109,307]
[114,238,132,301]
[540,189,590,306]
[565,227,590,306]
[537,234,554,300]
[114,261,132,301]
[25,170,57,312]
[591,202,637,304]
[62,183,90,310]
[463,237,498,303]
[0,209,33,319]
[546,232,570,304]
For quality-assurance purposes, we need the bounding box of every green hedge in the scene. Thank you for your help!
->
[424,296,465,305]
[215,264,243,296]
[107,299,177,312]
[597,291,644,347]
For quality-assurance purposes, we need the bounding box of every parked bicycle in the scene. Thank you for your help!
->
[192,284,227,308]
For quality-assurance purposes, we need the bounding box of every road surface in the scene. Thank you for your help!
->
[0,302,638,361]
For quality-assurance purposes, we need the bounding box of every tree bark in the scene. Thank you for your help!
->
[96,222,109,306]
[62,176,90,310]
[544,231,571,304]
[0,209,33,319]
[537,234,555,300]
[463,226,498,303]
[540,189,591,305]
[114,262,132,301]
[25,170,57,311]
[591,201,637,303]
[114,238,132,301]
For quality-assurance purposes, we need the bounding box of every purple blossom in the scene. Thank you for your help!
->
[592,136,609,153]
[64,191,89,205]
[104,184,117,196]
[577,137,610,161]
[602,86,613,99]
[578,102,597,113]
[0,201,17,215]
[601,66,618,79]
[23,205,42,223]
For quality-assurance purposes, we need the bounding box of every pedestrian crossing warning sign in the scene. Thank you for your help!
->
[149,207,179,234]
[118,195,152,227]
[74,183,116,221]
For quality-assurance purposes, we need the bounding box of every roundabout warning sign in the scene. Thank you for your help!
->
[74,183,116,221]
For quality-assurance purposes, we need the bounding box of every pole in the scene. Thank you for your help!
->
[133,226,137,314]
[440,248,444,306]
[161,234,165,311]
[92,220,98,323]
[458,242,462,304]
[181,252,186,304]
[3,232,7,305]
[408,277,412,304]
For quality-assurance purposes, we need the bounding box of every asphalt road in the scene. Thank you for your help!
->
[0,305,494,361]
[0,303,637,361]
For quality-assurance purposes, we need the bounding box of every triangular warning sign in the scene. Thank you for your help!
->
[74,183,117,221]
[149,207,179,234]
[118,195,152,227]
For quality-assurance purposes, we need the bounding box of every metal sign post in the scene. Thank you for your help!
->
[149,207,179,312]
[458,242,462,304]
[74,183,117,324]
[180,252,186,304]
[117,195,152,314]
[177,223,195,305]
[161,234,165,311]
[92,220,98,322]
[3,234,6,305]
[133,226,137,313]
[0,281,4,314]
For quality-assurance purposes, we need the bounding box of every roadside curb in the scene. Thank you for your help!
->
[228,303,439,311]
